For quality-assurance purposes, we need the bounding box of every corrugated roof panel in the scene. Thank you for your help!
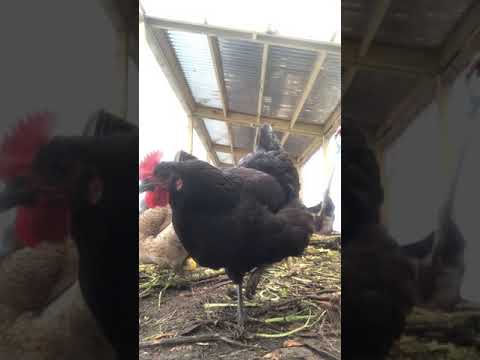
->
[262,46,318,119]
[217,151,233,164]
[219,39,263,115]
[284,134,313,157]
[204,118,230,146]
[341,0,375,41]
[299,52,341,125]
[167,30,222,108]
[376,0,473,49]
[232,125,254,150]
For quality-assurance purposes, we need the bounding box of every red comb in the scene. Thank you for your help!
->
[139,150,163,180]
[0,112,54,180]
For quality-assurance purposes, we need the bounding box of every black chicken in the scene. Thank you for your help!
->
[342,121,415,360]
[2,113,139,360]
[141,125,314,333]
[307,195,335,234]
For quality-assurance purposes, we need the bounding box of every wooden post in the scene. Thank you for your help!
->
[375,144,389,226]
[297,164,304,202]
[436,75,452,178]
[187,116,193,153]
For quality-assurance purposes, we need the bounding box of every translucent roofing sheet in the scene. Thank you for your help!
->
[262,46,318,119]
[204,118,230,146]
[167,30,222,108]
[219,38,263,115]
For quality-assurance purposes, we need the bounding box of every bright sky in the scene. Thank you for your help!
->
[385,66,480,301]
[141,0,340,43]
[139,1,341,230]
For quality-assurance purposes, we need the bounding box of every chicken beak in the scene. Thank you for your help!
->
[0,179,36,212]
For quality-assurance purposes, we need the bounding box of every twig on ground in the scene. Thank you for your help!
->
[139,333,259,349]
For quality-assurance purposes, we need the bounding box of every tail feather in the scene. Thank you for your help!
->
[257,124,281,152]
[175,150,198,162]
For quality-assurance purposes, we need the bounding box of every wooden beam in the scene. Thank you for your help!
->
[145,16,341,54]
[360,0,391,57]
[187,116,193,153]
[207,36,228,118]
[144,21,220,165]
[342,40,439,76]
[376,78,434,149]
[343,0,391,97]
[281,51,328,146]
[376,3,480,149]
[254,44,270,150]
[194,106,324,137]
[191,116,221,166]
[207,35,237,164]
[440,2,480,71]
[213,144,250,157]
[144,23,196,113]
[297,136,323,168]
[298,102,340,167]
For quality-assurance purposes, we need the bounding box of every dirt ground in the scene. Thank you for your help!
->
[139,234,341,360]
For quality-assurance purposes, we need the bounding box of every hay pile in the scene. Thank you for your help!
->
[389,307,480,359]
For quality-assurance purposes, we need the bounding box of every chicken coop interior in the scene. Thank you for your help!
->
[138,4,341,359]
[140,12,340,176]
[343,1,480,358]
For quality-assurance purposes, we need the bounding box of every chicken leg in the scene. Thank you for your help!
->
[235,280,246,336]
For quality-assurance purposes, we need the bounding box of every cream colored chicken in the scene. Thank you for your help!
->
[139,206,196,272]
[0,235,115,359]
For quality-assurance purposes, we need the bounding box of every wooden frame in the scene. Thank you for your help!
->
[342,0,391,96]
[376,1,480,149]
[143,21,220,165]
[145,16,340,54]
[194,106,325,137]
[144,15,341,168]
[281,51,327,146]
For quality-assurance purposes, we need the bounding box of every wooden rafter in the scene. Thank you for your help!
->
[297,136,323,168]
[376,2,480,149]
[207,35,237,164]
[343,0,391,97]
[192,116,221,165]
[439,2,480,69]
[298,102,340,167]
[143,21,219,165]
[195,106,324,137]
[146,16,340,54]
[187,116,193,153]
[254,44,270,150]
[342,39,438,76]
[281,51,327,146]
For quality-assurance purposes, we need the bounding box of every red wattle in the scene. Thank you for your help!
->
[15,202,70,247]
[145,188,169,209]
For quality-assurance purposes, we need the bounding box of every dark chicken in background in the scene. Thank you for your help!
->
[141,124,314,333]
[342,122,416,360]
[397,56,480,311]
[0,111,138,360]
[307,195,335,234]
